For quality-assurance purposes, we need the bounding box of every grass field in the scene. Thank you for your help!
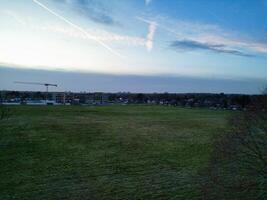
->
[0,105,232,199]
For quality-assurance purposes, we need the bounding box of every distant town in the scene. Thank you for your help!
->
[1,90,259,111]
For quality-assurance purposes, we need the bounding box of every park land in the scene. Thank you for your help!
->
[0,105,232,199]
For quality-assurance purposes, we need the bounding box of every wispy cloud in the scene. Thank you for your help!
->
[145,0,153,6]
[41,25,147,46]
[4,9,147,48]
[2,10,26,26]
[55,0,119,26]
[138,16,267,55]
[194,34,267,54]
[32,0,124,58]
[146,21,157,51]
[4,7,160,52]
[170,40,254,57]
[136,17,157,51]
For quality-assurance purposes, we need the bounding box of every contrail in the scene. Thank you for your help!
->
[137,17,181,38]
[146,21,157,51]
[32,0,124,58]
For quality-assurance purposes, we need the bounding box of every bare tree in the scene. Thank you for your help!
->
[200,91,267,199]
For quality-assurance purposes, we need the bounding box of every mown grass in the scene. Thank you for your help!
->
[0,105,232,199]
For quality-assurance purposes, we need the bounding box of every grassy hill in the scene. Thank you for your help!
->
[0,105,232,199]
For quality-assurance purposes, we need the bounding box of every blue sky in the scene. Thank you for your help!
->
[0,0,267,93]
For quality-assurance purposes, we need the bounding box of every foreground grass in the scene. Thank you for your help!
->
[0,105,232,199]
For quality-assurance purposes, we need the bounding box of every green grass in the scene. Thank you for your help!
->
[0,105,232,199]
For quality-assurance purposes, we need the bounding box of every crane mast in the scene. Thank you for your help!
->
[14,81,58,103]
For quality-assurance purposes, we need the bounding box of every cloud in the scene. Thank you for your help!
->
[170,40,254,57]
[55,0,119,26]
[146,21,157,51]
[194,34,267,54]
[6,4,157,52]
[32,0,124,58]
[136,17,157,51]
[4,7,147,49]
[138,16,267,55]
[40,25,146,46]
[3,10,26,25]
[145,0,153,6]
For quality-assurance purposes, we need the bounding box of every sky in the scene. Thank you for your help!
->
[0,0,267,93]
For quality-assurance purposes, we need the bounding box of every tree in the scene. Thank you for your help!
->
[200,92,267,199]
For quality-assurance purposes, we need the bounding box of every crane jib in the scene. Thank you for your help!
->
[14,81,57,87]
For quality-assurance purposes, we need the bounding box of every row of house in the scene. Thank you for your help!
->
[0,90,257,110]
[0,91,110,105]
